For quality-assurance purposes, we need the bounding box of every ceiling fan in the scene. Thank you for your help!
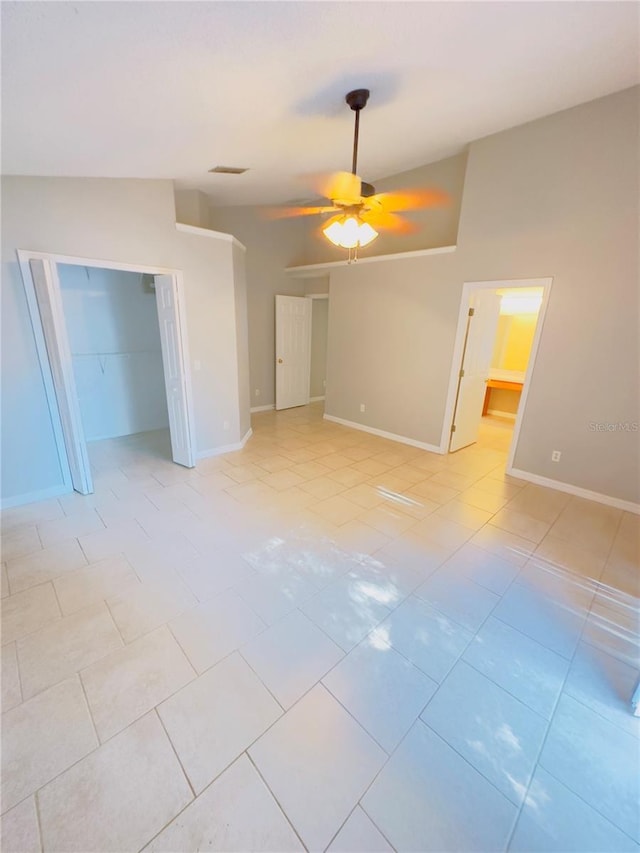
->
[268,88,450,258]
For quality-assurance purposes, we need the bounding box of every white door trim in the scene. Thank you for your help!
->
[17,249,197,493]
[439,277,553,470]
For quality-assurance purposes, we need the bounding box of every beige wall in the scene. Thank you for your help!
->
[325,252,462,448]
[1,177,248,504]
[458,86,639,502]
[325,87,639,504]
[299,153,467,265]
[207,206,310,408]
[310,299,329,399]
[174,189,211,229]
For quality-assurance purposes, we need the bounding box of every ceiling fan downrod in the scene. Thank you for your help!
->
[346,89,370,176]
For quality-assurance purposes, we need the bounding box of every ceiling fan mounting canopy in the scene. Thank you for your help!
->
[345,88,370,112]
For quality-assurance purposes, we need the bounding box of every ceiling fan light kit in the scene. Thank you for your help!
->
[267,88,448,261]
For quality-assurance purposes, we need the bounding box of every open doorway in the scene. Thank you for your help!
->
[442,277,552,466]
[19,251,196,496]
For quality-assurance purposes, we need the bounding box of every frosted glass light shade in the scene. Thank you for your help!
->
[323,216,378,248]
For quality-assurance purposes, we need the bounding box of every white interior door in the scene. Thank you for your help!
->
[275,295,312,410]
[450,290,501,452]
[154,274,195,467]
[29,259,94,494]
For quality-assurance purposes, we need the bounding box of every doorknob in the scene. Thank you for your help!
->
[277,358,283,364]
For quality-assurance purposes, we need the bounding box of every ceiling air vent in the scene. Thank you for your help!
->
[208,165,248,174]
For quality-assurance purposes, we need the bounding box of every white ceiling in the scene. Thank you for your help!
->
[2,2,638,206]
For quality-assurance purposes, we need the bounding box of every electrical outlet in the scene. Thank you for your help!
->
[323,379,326,388]
[551,450,561,462]
[360,403,366,413]
[255,389,260,397]
[223,420,230,431]
[193,359,201,371]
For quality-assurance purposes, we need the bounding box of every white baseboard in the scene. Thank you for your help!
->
[309,396,326,403]
[1,482,71,510]
[508,467,640,514]
[323,414,443,454]
[486,409,517,421]
[196,428,253,459]
[250,404,275,413]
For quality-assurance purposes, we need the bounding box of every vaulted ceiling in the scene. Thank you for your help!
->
[2,1,638,205]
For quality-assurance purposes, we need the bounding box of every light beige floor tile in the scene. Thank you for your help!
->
[331,520,392,555]
[78,519,148,563]
[549,498,622,557]
[288,460,331,480]
[37,509,105,549]
[430,470,478,491]
[225,481,278,505]
[224,463,265,484]
[256,455,296,474]
[143,754,302,852]
[17,603,123,699]
[1,583,61,645]
[327,467,370,487]
[434,499,494,531]
[81,624,195,741]
[6,540,87,594]
[1,526,42,562]
[1,676,97,812]
[107,575,197,643]
[177,552,255,602]
[410,515,475,550]
[299,476,348,499]
[0,797,41,853]
[327,806,393,852]
[357,506,415,538]
[158,653,281,793]
[310,495,364,526]
[1,562,9,598]
[503,483,570,524]
[260,469,306,492]
[350,458,393,477]
[470,524,535,566]
[341,484,385,510]
[490,509,550,544]
[1,643,22,711]
[169,589,266,673]
[53,555,140,615]
[249,684,386,851]
[1,499,64,535]
[457,486,509,513]
[534,535,606,580]
[242,610,344,709]
[38,712,192,853]
[405,479,460,505]
[470,476,524,501]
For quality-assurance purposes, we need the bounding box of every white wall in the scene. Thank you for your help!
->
[1,177,250,506]
[58,264,169,440]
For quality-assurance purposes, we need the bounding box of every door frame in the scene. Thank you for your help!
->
[439,277,553,471]
[17,249,197,493]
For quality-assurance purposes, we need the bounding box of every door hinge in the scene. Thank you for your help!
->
[468,307,475,316]
[451,424,456,433]
[459,369,465,378]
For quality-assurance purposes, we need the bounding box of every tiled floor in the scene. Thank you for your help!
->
[1,405,639,852]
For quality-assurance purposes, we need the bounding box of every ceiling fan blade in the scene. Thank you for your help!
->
[367,188,450,212]
[302,171,362,204]
[361,210,419,234]
[263,205,338,220]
